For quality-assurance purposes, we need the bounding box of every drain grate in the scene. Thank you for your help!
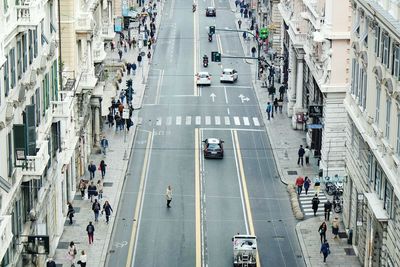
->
[57,242,70,249]
[287,170,298,175]
[103,182,113,187]
[338,232,348,239]
[344,248,356,255]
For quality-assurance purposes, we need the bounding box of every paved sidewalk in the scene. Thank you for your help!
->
[229,1,361,266]
[53,2,164,266]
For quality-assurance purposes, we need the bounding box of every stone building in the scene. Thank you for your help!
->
[343,0,400,266]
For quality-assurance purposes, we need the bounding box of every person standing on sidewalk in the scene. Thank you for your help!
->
[273,98,279,113]
[318,221,327,243]
[97,180,103,200]
[166,185,173,208]
[77,250,87,267]
[314,176,321,195]
[265,102,272,120]
[99,160,107,178]
[238,19,242,29]
[312,194,320,216]
[304,145,311,165]
[304,176,311,195]
[88,161,96,180]
[332,216,340,239]
[102,200,113,224]
[324,200,332,221]
[295,176,304,195]
[279,84,286,100]
[67,202,75,225]
[100,136,109,155]
[66,241,77,266]
[147,51,152,63]
[320,240,330,263]
[86,222,95,244]
[137,54,143,67]
[79,179,86,199]
[251,47,256,57]
[132,62,137,75]
[92,199,101,222]
[297,145,305,166]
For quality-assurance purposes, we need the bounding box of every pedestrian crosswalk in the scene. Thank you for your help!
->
[298,189,328,216]
[139,116,263,128]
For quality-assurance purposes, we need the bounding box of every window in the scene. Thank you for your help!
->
[351,123,355,146]
[392,44,400,80]
[351,59,356,95]
[51,61,58,101]
[17,40,22,80]
[7,132,13,178]
[28,30,33,65]
[374,165,382,197]
[3,0,8,14]
[49,1,56,33]
[375,80,381,124]
[35,88,41,126]
[42,74,50,115]
[22,34,27,73]
[397,113,400,157]
[352,10,360,35]
[359,69,367,109]
[9,48,15,88]
[40,19,48,46]
[354,62,359,99]
[384,180,393,217]
[361,17,369,47]
[382,34,390,68]
[4,55,9,96]
[367,152,373,183]
[385,96,391,139]
[374,26,380,56]
[33,27,38,58]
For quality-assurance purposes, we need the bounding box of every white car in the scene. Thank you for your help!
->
[196,72,212,85]
[220,68,238,82]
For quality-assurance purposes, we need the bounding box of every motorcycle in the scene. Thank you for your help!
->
[208,34,212,42]
[333,194,342,213]
[203,57,208,67]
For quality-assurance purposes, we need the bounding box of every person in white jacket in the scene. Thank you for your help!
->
[78,250,87,267]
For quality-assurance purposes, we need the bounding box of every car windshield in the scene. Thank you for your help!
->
[223,71,232,75]
[199,73,209,78]
[208,143,221,150]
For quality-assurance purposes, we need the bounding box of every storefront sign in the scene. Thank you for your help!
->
[114,17,123,33]
[122,0,129,17]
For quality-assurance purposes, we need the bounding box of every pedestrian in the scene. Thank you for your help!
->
[297,145,305,166]
[324,200,332,221]
[318,221,327,243]
[67,202,75,225]
[86,221,95,244]
[97,180,103,199]
[240,8,244,17]
[251,46,256,57]
[46,258,56,267]
[124,42,127,53]
[79,179,86,199]
[265,102,272,120]
[320,240,330,262]
[87,181,97,202]
[295,176,304,195]
[304,145,311,165]
[126,62,131,75]
[279,84,286,100]
[126,117,133,131]
[312,194,320,216]
[332,216,340,238]
[304,176,311,195]
[107,110,114,128]
[118,49,123,61]
[242,31,247,41]
[99,160,107,178]
[278,98,284,113]
[128,39,132,49]
[114,112,122,132]
[248,9,252,18]
[238,19,242,29]
[147,51,152,62]
[137,54,142,66]
[244,8,248,18]
[132,62,137,75]
[118,102,124,115]
[88,161,96,179]
[314,176,321,195]
[166,185,172,208]
[110,41,115,51]
[102,200,113,224]
[66,241,77,266]
[148,38,152,49]
[77,250,87,267]
[235,0,239,8]
[273,98,279,112]
[92,199,101,222]
[100,136,109,155]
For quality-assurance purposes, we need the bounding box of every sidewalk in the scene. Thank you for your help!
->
[229,1,361,266]
[53,2,164,266]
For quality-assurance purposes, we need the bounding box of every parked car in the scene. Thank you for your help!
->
[220,68,238,83]
[203,138,224,158]
[206,7,216,17]
[196,72,212,85]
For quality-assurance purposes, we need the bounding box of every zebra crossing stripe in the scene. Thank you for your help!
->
[166,116,172,125]
[253,117,260,126]
[186,116,191,125]
[224,116,230,125]
[215,116,221,125]
[243,117,250,126]
[195,116,201,125]
[156,117,162,126]
[233,116,240,125]
[205,116,211,125]
[176,116,182,125]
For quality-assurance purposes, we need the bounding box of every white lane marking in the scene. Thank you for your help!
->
[186,116,192,125]
[215,116,221,125]
[155,69,164,104]
[233,116,240,125]
[227,108,230,115]
[200,127,264,132]
[196,116,201,125]
[156,117,162,126]
[176,116,182,125]
[224,86,228,104]
[209,85,252,88]
[205,116,211,125]
[253,117,260,126]
[224,116,230,125]
[166,116,172,125]
[243,117,250,126]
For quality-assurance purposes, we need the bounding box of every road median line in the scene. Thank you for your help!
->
[195,128,202,267]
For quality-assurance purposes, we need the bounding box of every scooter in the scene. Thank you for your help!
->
[208,34,212,42]
[203,58,208,67]
[333,194,342,213]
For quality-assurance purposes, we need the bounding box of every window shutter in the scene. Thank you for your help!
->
[24,104,37,156]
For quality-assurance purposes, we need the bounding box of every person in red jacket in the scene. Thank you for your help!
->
[295,176,305,195]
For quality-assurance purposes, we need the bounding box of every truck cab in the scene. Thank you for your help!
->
[232,234,257,267]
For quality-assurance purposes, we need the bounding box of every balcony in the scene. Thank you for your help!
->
[93,39,106,63]
[19,140,50,179]
[0,216,13,261]
[78,66,98,91]
[101,23,116,41]
[75,13,95,33]
[15,0,45,30]
[51,93,74,120]
[288,20,307,47]
[302,0,325,29]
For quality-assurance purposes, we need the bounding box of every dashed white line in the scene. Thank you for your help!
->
[166,116,172,125]
[196,116,201,125]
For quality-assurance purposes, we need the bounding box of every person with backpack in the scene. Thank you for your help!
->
[137,54,143,66]
[318,221,327,243]
[87,161,96,180]
[320,240,330,262]
[92,199,101,222]
[266,102,272,120]
[312,194,320,216]
[86,222,95,244]
[304,176,311,195]
[67,202,75,225]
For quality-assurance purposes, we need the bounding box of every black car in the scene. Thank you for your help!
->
[203,138,224,158]
[206,7,216,17]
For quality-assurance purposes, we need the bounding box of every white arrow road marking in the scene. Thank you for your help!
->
[210,93,216,102]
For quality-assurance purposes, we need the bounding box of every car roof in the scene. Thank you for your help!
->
[223,68,235,72]
[207,138,221,144]
[207,7,216,9]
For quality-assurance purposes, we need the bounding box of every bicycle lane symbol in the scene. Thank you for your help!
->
[114,241,128,248]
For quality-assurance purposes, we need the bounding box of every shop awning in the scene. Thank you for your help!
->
[364,193,389,222]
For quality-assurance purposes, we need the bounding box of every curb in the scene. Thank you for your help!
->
[295,221,311,267]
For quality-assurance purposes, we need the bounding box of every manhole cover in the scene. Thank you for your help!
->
[344,248,356,255]
[338,232,348,239]
[287,170,298,175]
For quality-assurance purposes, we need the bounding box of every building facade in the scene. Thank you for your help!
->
[343,0,400,266]
[278,0,351,177]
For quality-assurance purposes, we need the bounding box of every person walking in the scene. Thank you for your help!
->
[67,241,77,267]
[88,161,96,180]
[102,200,113,224]
[118,49,123,61]
[304,145,311,165]
[318,221,327,243]
[147,51,152,63]
[314,176,321,195]
[114,112,122,132]
[332,216,340,239]
[46,258,56,267]
[295,176,304,195]
[266,102,272,120]
[92,199,101,222]
[304,176,311,195]
[320,240,330,263]
[312,194,320,216]
[273,98,279,113]
[137,54,143,66]
[87,181,97,202]
[107,110,114,128]
[79,179,86,199]
[132,62,137,75]
[77,250,87,267]
[99,160,107,179]
[279,84,286,100]
[166,185,173,208]
[100,136,109,155]
[278,98,283,113]
[297,145,305,166]
[67,202,75,225]
[324,200,332,221]
[238,19,242,29]
[86,222,95,244]
[96,180,103,200]
[251,47,256,57]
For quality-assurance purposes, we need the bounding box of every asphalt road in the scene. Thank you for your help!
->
[106,0,305,266]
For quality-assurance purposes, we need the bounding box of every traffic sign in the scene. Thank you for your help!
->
[209,26,215,34]
[211,51,221,62]
[122,108,130,119]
